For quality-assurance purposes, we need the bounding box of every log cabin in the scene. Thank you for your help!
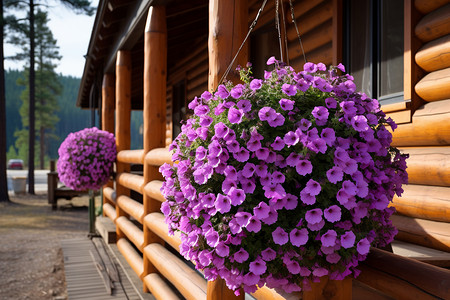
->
[76,0,450,299]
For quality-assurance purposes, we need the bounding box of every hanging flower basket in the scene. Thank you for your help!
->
[160,58,408,295]
[57,127,116,191]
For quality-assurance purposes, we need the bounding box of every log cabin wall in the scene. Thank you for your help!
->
[389,0,450,253]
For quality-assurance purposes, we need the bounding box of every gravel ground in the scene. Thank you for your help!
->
[0,193,95,300]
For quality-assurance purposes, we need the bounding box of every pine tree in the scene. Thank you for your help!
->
[9,9,62,169]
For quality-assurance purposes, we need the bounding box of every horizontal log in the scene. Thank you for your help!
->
[391,240,450,267]
[357,247,450,299]
[103,187,116,203]
[384,110,411,125]
[187,58,208,81]
[117,149,144,164]
[415,3,450,42]
[400,146,450,186]
[143,273,181,300]
[391,214,450,252]
[103,202,117,221]
[391,184,450,222]
[144,243,207,300]
[116,172,145,194]
[415,0,450,14]
[116,195,144,223]
[390,100,450,146]
[144,180,165,202]
[145,147,174,166]
[144,212,182,251]
[415,67,450,101]
[117,238,144,278]
[116,216,144,251]
[415,34,450,72]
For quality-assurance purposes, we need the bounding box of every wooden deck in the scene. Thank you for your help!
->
[61,238,154,300]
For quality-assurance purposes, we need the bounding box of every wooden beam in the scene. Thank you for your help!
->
[117,238,144,278]
[101,73,115,192]
[415,0,450,14]
[390,100,450,146]
[332,0,343,65]
[415,67,450,102]
[115,50,132,239]
[391,214,450,252]
[415,34,450,72]
[357,247,450,299]
[207,279,244,300]
[208,0,249,91]
[415,3,450,42]
[142,5,167,287]
[400,146,450,187]
[404,0,425,112]
[391,184,450,222]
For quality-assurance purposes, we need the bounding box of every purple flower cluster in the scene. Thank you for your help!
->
[57,127,116,191]
[160,58,408,294]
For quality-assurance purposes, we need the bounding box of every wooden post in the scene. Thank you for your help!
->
[142,5,167,290]
[207,278,244,300]
[302,276,352,300]
[208,0,248,91]
[207,1,247,299]
[332,0,343,65]
[115,50,131,239]
[102,73,115,198]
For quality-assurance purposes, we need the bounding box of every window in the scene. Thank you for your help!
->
[344,0,404,104]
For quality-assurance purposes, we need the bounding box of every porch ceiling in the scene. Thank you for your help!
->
[77,0,208,110]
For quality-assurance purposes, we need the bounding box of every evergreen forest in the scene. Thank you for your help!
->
[5,69,143,168]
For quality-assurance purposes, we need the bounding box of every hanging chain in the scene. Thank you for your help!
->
[275,0,284,63]
[217,0,269,89]
[289,0,307,64]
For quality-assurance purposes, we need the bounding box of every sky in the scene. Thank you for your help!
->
[4,0,99,78]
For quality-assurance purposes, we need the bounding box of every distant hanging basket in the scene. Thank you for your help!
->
[159,58,408,295]
[57,127,116,191]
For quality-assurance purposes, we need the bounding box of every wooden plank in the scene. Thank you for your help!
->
[415,0,450,14]
[103,202,117,221]
[92,237,120,282]
[144,212,182,251]
[116,172,145,194]
[391,214,450,252]
[144,243,207,300]
[103,187,116,204]
[391,184,450,222]
[415,3,450,42]
[96,216,117,244]
[415,34,450,72]
[143,180,165,202]
[390,100,450,146]
[415,67,450,102]
[357,248,450,299]
[89,250,113,294]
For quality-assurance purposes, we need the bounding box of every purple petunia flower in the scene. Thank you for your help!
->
[284,131,299,146]
[262,208,278,225]
[296,160,313,176]
[341,231,356,249]
[303,62,318,73]
[237,99,252,112]
[261,248,277,261]
[357,238,370,255]
[246,216,262,233]
[282,83,297,96]
[266,56,277,65]
[304,179,321,196]
[250,79,263,90]
[272,227,289,245]
[289,228,308,246]
[228,187,246,206]
[230,84,244,99]
[258,107,277,121]
[228,107,244,124]
[215,242,230,257]
[215,194,231,213]
[286,260,301,274]
[253,201,270,220]
[351,115,369,132]
[234,248,249,263]
[249,258,266,275]
[321,230,337,247]
[305,208,323,225]
[279,98,295,111]
[216,84,229,99]
[233,147,250,162]
[324,205,342,223]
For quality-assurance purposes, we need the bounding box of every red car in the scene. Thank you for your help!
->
[7,159,24,170]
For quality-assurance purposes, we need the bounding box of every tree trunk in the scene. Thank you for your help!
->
[28,0,35,193]
[0,0,10,202]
